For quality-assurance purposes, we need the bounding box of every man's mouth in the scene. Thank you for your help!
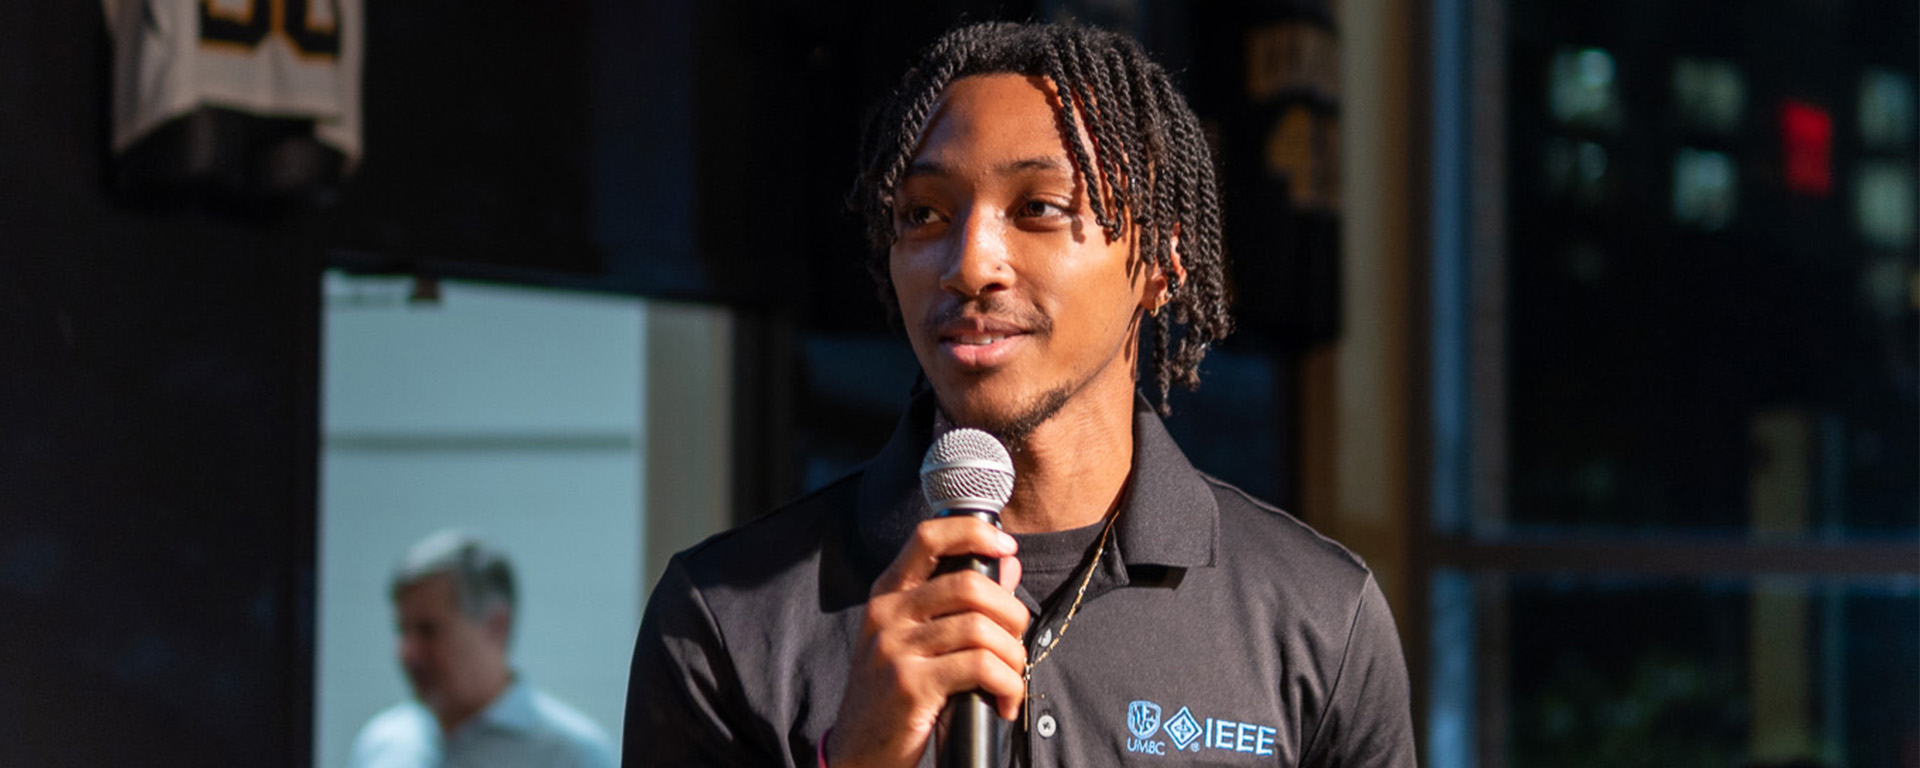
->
[951,333,1011,346]
[932,313,1031,340]
[922,301,1050,370]
[933,319,1031,368]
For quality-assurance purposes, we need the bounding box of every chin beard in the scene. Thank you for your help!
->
[941,383,1075,451]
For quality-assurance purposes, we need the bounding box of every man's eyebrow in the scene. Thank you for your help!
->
[901,159,952,181]
[997,155,1073,175]
[901,155,1073,181]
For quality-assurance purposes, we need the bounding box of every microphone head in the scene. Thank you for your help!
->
[920,427,1015,514]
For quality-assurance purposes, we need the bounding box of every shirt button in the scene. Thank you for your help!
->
[1036,713,1057,738]
[1037,628,1054,647]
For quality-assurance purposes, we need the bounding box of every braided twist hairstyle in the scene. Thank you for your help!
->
[851,21,1232,416]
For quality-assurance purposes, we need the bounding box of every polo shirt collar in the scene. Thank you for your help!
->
[853,389,1218,578]
[1114,395,1218,569]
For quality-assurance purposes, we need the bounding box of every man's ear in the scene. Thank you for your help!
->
[1166,232,1188,294]
[484,605,513,647]
[1145,228,1189,312]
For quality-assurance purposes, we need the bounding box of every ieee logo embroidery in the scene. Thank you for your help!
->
[1127,701,1161,738]
[1121,700,1278,757]
[1163,706,1203,752]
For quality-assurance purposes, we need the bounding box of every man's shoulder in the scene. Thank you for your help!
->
[348,701,436,766]
[639,464,870,685]
[1200,473,1374,580]
[525,686,611,741]
[355,699,432,738]
[523,688,617,766]
[671,466,865,580]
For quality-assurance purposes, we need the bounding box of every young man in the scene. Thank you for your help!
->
[626,21,1414,767]
[352,531,615,768]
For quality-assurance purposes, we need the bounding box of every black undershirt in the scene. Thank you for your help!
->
[1011,517,1110,611]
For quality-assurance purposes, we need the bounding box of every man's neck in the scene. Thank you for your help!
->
[433,670,513,736]
[995,386,1136,534]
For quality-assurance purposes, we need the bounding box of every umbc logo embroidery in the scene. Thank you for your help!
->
[1128,701,1161,738]
[1122,701,1278,757]
[1126,700,1166,754]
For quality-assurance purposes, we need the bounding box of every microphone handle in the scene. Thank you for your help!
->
[932,508,1004,768]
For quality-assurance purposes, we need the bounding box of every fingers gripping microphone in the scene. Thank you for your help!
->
[920,428,1015,768]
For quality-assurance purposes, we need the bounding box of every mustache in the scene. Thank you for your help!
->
[920,295,1053,337]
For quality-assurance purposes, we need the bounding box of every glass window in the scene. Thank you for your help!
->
[1548,48,1622,131]
[1491,0,1917,539]
[1856,161,1916,251]
[1672,147,1737,230]
[1673,57,1747,136]
[1501,575,1919,768]
[1423,1,1918,767]
[1858,68,1916,152]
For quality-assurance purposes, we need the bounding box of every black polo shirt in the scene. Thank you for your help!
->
[624,392,1416,766]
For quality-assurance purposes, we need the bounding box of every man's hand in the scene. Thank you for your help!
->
[826,515,1028,768]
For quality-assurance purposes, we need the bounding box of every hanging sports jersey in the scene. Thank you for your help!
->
[102,0,363,166]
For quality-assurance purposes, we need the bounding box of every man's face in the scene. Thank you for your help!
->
[394,574,506,721]
[889,73,1155,440]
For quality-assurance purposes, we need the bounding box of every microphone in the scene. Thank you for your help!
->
[919,427,1015,768]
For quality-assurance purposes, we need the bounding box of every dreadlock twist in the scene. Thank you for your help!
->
[851,21,1232,416]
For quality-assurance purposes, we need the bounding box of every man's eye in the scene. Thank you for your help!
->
[899,205,945,227]
[1019,199,1068,218]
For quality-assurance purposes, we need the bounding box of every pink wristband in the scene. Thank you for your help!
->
[817,727,833,768]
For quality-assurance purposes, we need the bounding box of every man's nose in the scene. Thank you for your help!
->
[939,207,1012,299]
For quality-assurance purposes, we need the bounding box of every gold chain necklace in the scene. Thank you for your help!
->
[1021,508,1121,732]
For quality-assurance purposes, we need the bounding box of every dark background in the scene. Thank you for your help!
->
[2,3,323,764]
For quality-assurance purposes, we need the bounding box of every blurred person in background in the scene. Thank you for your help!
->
[350,529,614,768]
